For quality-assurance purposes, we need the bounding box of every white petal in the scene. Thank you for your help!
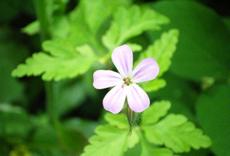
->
[112,45,133,77]
[103,85,126,114]
[133,58,159,83]
[93,70,122,89]
[126,84,150,112]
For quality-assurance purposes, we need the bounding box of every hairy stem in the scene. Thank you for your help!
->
[127,106,138,131]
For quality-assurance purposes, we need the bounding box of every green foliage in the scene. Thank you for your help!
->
[11,1,130,80]
[29,115,90,155]
[81,125,129,156]
[142,101,211,153]
[196,85,230,156]
[22,21,39,35]
[141,101,170,125]
[12,2,170,82]
[82,113,140,156]
[12,41,96,81]
[151,0,230,80]
[141,79,166,92]
[81,0,131,34]
[140,29,179,92]
[2,0,228,155]
[102,6,169,50]
[141,142,173,156]
[141,29,179,76]
[105,113,129,129]
[143,114,211,153]
[82,101,211,156]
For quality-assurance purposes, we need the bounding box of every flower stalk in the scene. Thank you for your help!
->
[127,105,138,131]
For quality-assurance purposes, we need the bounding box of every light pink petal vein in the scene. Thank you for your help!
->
[126,84,150,112]
[93,70,122,89]
[112,45,133,77]
[103,85,126,114]
[133,58,159,83]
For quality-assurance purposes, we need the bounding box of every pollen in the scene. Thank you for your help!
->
[123,77,132,86]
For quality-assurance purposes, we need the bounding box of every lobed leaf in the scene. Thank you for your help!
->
[143,114,211,153]
[140,29,179,77]
[142,101,171,125]
[105,113,129,129]
[81,0,131,34]
[137,29,179,92]
[102,5,169,50]
[12,43,96,81]
[81,125,128,156]
[141,79,166,92]
[141,142,173,156]
[21,20,39,35]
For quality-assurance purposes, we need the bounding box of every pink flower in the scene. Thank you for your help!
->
[93,45,159,114]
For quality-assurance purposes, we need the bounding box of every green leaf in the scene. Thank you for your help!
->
[141,142,173,156]
[42,39,77,57]
[81,113,140,156]
[138,29,178,92]
[12,41,96,81]
[141,79,166,92]
[142,101,171,125]
[196,85,230,156]
[151,0,230,80]
[140,29,179,77]
[23,11,69,38]
[105,113,129,129]
[50,16,70,38]
[22,21,39,35]
[143,114,211,153]
[68,7,97,47]
[81,0,131,34]
[81,125,129,156]
[127,43,143,52]
[127,128,139,149]
[102,5,169,50]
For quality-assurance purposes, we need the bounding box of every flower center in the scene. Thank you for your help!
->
[123,77,132,86]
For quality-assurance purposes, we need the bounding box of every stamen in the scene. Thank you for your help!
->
[123,77,132,85]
